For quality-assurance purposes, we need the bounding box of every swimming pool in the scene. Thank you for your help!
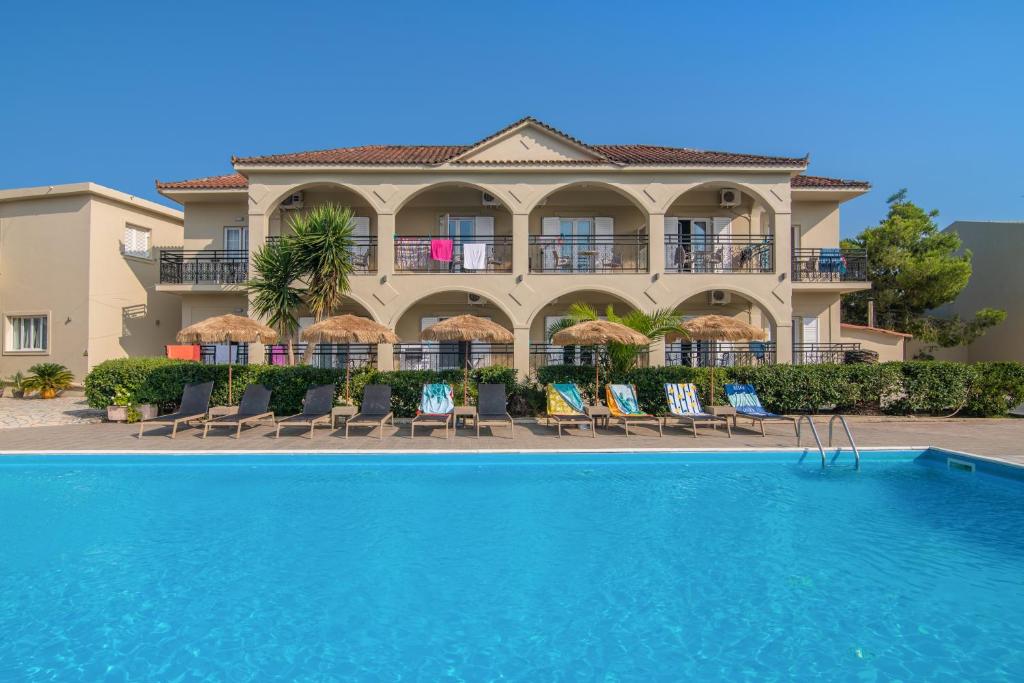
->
[1,449,1021,681]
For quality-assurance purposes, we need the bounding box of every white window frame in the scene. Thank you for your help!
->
[4,312,50,355]
[224,226,249,253]
[122,224,152,259]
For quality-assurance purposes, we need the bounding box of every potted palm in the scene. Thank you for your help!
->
[21,363,74,399]
[7,372,26,398]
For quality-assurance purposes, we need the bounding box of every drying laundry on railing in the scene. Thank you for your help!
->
[462,242,487,270]
[819,248,847,274]
[430,238,453,262]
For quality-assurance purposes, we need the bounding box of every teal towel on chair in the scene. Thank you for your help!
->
[553,383,585,413]
[419,384,454,415]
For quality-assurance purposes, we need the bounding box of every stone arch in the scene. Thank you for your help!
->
[525,285,649,345]
[386,284,521,331]
[255,180,382,216]
[659,179,783,216]
[390,180,517,215]
[523,180,649,214]
[668,284,782,330]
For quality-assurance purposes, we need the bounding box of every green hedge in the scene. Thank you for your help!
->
[85,358,1024,419]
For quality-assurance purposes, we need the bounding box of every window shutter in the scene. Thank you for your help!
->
[802,317,819,343]
[352,217,370,239]
[541,217,560,236]
[595,217,614,265]
[712,217,732,269]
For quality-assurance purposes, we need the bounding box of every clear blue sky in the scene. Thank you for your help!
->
[2,1,1021,236]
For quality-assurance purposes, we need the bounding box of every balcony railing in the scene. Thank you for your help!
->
[792,248,868,282]
[160,250,248,285]
[394,235,512,273]
[529,235,648,273]
[394,342,514,370]
[265,343,377,369]
[267,236,377,274]
[793,342,861,364]
[529,343,650,370]
[199,343,249,365]
[664,235,774,273]
[665,341,776,367]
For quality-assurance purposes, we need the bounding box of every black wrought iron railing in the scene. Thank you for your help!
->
[393,342,514,370]
[267,235,378,274]
[792,248,868,282]
[528,235,648,273]
[664,235,774,273]
[665,341,776,367]
[529,344,650,370]
[394,235,512,273]
[264,343,377,369]
[160,250,248,284]
[199,344,249,365]
[792,343,861,364]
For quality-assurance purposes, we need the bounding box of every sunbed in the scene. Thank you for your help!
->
[545,383,595,438]
[725,383,799,436]
[663,382,731,438]
[201,384,274,439]
[137,381,214,438]
[274,384,336,439]
[605,384,663,437]
[476,383,514,438]
[411,383,454,438]
[344,384,394,440]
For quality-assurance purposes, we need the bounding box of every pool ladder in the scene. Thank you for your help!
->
[796,415,860,469]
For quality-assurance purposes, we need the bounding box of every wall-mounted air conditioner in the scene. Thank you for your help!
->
[467,293,486,305]
[719,188,741,208]
[707,290,731,305]
[280,191,304,209]
[482,192,501,207]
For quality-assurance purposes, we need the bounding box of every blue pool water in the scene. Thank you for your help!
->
[1,450,1022,681]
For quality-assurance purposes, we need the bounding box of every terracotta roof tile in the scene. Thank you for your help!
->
[156,173,247,190]
[791,174,870,189]
[234,145,469,166]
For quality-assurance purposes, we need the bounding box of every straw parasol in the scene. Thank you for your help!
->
[420,315,514,404]
[301,315,398,402]
[552,320,651,401]
[177,314,277,403]
[666,314,768,406]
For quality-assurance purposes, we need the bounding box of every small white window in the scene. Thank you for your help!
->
[123,225,151,258]
[7,315,48,352]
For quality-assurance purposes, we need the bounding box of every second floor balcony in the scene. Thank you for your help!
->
[528,235,648,273]
[395,235,512,273]
[665,235,774,274]
[268,235,378,274]
[792,248,868,282]
[160,249,248,285]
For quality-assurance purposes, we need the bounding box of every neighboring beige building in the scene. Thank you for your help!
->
[906,220,1022,362]
[156,117,872,377]
[0,183,183,382]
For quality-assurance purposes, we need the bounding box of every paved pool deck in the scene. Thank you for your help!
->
[0,415,1022,466]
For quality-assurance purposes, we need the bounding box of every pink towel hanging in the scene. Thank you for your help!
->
[430,238,453,262]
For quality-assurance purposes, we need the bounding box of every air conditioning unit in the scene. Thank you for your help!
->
[481,192,501,207]
[707,289,731,305]
[467,293,486,305]
[280,191,304,209]
[719,188,741,208]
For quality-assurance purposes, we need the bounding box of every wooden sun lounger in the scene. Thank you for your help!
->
[476,384,514,438]
[274,384,336,439]
[202,384,274,439]
[663,413,731,438]
[137,381,214,438]
[606,384,662,437]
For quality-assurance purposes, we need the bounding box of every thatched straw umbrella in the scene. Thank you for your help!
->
[177,314,277,403]
[666,314,768,406]
[301,315,398,402]
[421,315,514,404]
[552,321,651,402]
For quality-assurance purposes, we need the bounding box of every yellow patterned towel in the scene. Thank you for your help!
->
[546,384,585,416]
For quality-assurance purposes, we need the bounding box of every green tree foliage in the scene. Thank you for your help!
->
[288,203,356,321]
[841,189,1005,347]
[246,239,304,365]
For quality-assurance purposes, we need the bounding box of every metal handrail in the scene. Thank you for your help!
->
[828,415,861,469]
[795,415,826,466]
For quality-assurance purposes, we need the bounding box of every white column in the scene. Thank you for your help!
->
[774,210,793,364]
[246,211,269,364]
[648,338,666,367]
[377,342,394,371]
[376,213,395,278]
[512,213,530,276]
[513,326,531,381]
[647,212,665,276]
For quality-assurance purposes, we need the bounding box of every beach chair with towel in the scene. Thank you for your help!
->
[476,383,514,438]
[201,383,274,438]
[411,383,454,438]
[725,383,799,437]
[663,383,731,438]
[606,384,663,437]
[345,384,394,440]
[545,383,595,438]
[274,384,336,439]
[137,381,214,438]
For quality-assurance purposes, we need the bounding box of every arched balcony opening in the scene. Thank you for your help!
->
[669,290,777,367]
[528,184,648,274]
[392,290,515,371]
[264,297,381,370]
[393,183,512,274]
[663,182,776,275]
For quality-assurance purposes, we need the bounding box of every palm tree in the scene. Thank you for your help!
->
[21,362,74,399]
[288,203,356,321]
[547,303,683,375]
[246,239,304,365]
